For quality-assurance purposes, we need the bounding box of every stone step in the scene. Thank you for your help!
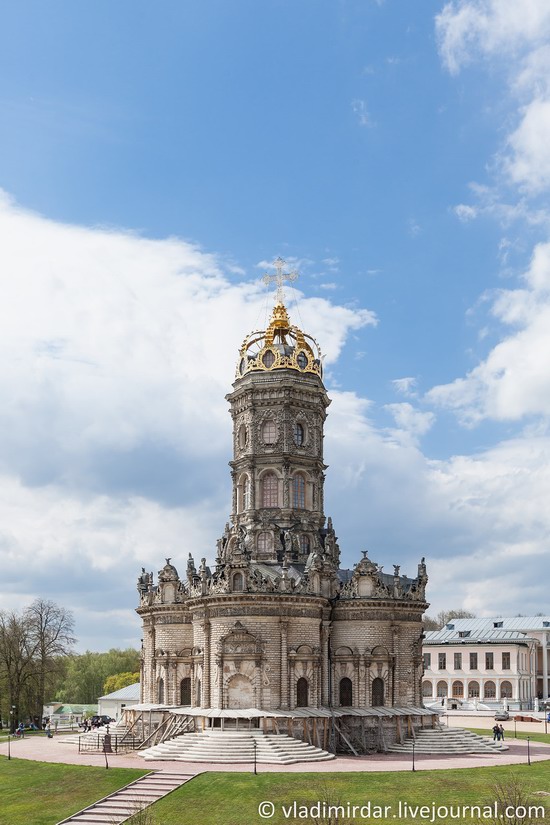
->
[386,727,508,755]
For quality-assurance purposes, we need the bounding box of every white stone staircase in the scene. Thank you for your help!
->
[140,729,335,764]
[56,771,191,824]
[387,727,509,755]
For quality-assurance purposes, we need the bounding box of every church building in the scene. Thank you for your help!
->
[135,264,431,752]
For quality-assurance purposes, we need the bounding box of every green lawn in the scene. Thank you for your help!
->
[0,757,146,825]
[468,727,550,745]
[129,763,550,825]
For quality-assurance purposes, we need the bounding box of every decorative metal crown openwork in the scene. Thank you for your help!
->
[236,302,323,379]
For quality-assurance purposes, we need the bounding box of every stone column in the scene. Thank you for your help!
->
[282,463,290,509]
[321,623,330,705]
[543,632,549,699]
[280,621,289,709]
[216,657,223,708]
[203,618,211,708]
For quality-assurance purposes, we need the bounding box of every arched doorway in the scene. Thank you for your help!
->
[296,677,309,707]
[339,677,353,706]
[227,674,254,709]
[180,677,191,705]
[372,677,384,707]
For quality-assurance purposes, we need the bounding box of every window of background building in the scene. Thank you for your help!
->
[470,652,478,670]
[485,652,494,670]
[454,652,462,670]
[502,652,510,670]
[423,652,431,670]
[438,652,446,670]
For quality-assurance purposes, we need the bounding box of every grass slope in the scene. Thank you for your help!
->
[134,764,550,825]
[0,757,146,825]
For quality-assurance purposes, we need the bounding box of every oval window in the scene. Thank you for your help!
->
[297,351,308,369]
[262,350,275,368]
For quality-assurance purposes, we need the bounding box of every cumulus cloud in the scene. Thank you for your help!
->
[0,192,377,648]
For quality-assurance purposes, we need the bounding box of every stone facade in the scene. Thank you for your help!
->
[136,299,428,712]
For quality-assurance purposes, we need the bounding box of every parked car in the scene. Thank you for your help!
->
[90,715,113,727]
[494,711,509,721]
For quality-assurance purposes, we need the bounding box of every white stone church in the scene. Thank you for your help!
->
[133,271,433,753]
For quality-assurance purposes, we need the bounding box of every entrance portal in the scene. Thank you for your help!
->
[227,674,254,709]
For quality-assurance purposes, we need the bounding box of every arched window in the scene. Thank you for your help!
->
[158,678,164,704]
[292,473,306,509]
[257,532,273,555]
[436,681,448,697]
[484,680,496,699]
[501,680,513,699]
[296,677,309,708]
[422,681,433,697]
[233,572,244,592]
[262,419,278,444]
[468,681,480,698]
[452,680,464,698]
[294,422,304,446]
[242,475,251,510]
[180,678,191,706]
[339,677,353,706]
[261,472,278,507]
[372,677,384,707]
[300,535,310,554]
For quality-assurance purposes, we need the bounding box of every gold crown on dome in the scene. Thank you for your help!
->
[236,301,323,379]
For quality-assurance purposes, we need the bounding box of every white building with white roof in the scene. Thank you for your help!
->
[422,616,550,710]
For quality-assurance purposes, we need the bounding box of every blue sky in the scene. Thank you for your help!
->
[1,1,549,650]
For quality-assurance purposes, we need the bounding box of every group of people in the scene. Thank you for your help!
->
[492,723,505,741]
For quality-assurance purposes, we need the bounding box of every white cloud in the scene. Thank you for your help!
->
[392,376,418,397]
[351,99,372,127]
[428,241,550,423]
[385,403,436,441]
[0,192,378,647]
[505,98,550,193]
[436,0,550,75]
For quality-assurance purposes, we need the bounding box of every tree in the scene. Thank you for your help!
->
[24,599,75,721]
[103,671,140,695]
[56,649,140,704]
[0,600,75,729]
[423,609,476,632]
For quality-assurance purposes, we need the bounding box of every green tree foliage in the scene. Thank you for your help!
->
[56,649,140,704]
[103,671,140,695]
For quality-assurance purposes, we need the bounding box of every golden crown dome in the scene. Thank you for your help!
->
[236,301,323,379]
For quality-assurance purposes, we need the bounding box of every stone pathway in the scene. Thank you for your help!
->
[56,770,193,824]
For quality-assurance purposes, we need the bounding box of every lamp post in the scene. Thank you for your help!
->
[514,717,517,738]
[253,738,257,776]
[527,736,531,766]
[412,740,416,772]
[8,706,15,761]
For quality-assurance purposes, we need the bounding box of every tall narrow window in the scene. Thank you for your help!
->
[261,473,278,507]
[257,532,273,555]
[233,572,244,592]
[454,652,462,670]
[485,652,494,670]
[300,535,310,554]
[339,677,353,706]
[242,476,250,510]
[372,677,384,707]
[469,652,478,670]
[438,653,446,670]
[180,678,191,706]
[294,422,304,446]
[296,677,309,708]
[423,652,431,670]
[293,473,306,509]
[262,419,278,444]
[502,652,510,670]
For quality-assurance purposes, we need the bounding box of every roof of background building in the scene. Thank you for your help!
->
[98,682,140,701]
[441,617,550,632]
[424,627,535,645]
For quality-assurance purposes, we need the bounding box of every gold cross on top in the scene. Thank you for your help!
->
[263,257,298,304]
